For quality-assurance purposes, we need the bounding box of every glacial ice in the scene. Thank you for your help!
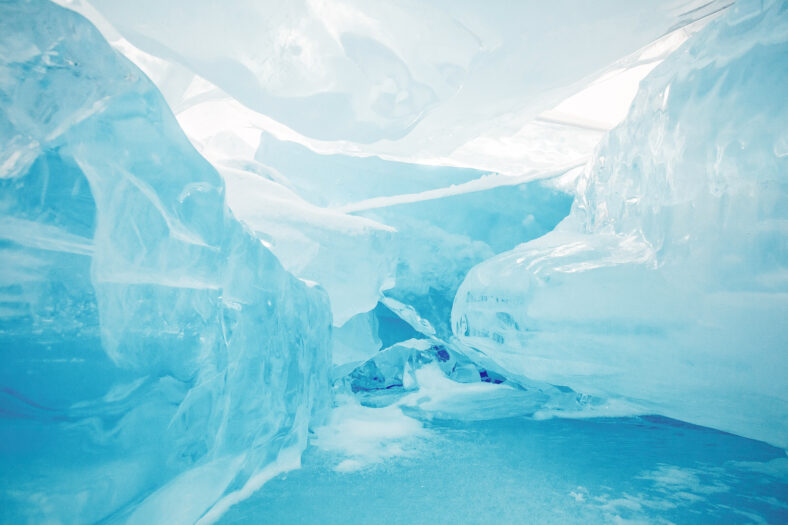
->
[54,0,726,177]
[452,0,788,448]
[53,0,691,335]
[150,55,575,334]
[2,0,787,523]
[83,0,729,153]
[0,1,330,522]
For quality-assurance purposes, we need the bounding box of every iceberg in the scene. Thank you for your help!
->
[0,1,330,522]
[452,0,788,448]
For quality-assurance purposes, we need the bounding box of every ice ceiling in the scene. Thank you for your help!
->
[1,0,785,523]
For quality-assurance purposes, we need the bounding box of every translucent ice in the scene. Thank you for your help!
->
[176,80,574,335]
[336,335,620,427]
[230,128,574,347]
[84,0,728,158]
[4,0,786,523]
[452,0,788,448]
[0,1,330,522]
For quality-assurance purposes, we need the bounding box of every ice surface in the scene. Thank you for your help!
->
[83,0,728,158]
[344,339,481,394]
[54,0,725,177]
[452,0,788,448]
[219,163,396,326]
[3,0,787,522]
[311,395,430,472]
[0,1,330,522]
[215,128,574,347]
[165,62,575,333]
[199,106,572,331]
[221,415,788,524]
[54,0,701,336]
[335,336,630,428]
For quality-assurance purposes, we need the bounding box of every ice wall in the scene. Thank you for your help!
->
[218,162,396,327]
[452,0,788,448]
[0,1,330,522]
[55,0,714,338]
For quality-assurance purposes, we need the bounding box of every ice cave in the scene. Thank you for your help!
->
[1,0,786,523]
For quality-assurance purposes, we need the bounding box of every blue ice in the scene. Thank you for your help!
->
[1,0,786,523]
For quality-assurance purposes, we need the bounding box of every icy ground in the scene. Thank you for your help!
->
[221,415,788,525]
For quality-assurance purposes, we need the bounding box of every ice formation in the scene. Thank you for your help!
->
[78,0,728,158]
[453,0,788,448]
[2,0,787,522]
[52,0,717,334]
[0,1,330,522]
[57,0,727,173]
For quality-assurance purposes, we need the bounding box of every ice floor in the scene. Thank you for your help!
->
[219,415,788,524]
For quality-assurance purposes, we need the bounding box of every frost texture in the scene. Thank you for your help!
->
[452,1,788,448]
[0,1,330,522]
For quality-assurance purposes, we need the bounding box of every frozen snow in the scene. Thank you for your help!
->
[311,395,430,472]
